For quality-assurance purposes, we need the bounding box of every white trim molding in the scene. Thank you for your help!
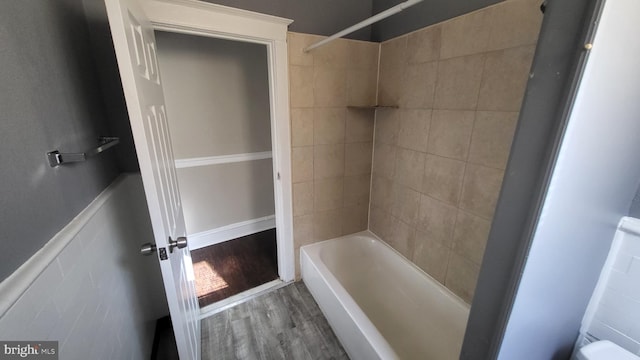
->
[188,215,276,250]
[619,216,640,237]
[0,174,166,357]
[143,0,292,42]
[0,175,128,317]
[175,151,273,169]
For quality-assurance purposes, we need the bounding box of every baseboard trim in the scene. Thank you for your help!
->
[188,215,276,250]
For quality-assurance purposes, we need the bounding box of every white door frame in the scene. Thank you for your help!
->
[141,0,295,282]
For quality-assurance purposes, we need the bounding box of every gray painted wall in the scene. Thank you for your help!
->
[370,0,503,41]
[499,0,640,357]
[79,0,380,175]
[75,0,514,178]
[0,0,119,281]
[1,0,380,282]
[204,0,512,42]
[629,186,640,218]
[203,0,373,40]
[82,0,139,172]
[460,0,599,358]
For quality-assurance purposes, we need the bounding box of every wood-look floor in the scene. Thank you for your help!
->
[191,229,279,307]
[201,282,349,360]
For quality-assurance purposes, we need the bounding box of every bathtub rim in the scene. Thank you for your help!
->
[302,242,395,358]
[300,230,470,359]
[302,230,471,312]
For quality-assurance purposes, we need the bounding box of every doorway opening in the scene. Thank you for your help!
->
[154,30,283,310]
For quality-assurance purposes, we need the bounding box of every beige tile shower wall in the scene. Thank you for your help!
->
[370,0,542,303]
[288,32,379,276]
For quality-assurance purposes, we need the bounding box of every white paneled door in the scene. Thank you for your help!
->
[104,0,200,359]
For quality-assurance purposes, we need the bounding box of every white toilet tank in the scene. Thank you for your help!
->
[577,341,640,360]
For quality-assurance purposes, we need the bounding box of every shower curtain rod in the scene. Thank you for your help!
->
[304,0,424,52]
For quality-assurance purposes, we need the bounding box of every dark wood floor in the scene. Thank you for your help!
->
[191,229,279,307]
[201,282,349,360]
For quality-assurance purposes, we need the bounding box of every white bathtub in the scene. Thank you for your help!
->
[300,231,470,360]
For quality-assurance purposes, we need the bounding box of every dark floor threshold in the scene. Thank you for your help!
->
[151,316,179,360]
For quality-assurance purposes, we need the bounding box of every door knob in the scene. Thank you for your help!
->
[169,236,187,253]
[140,242,157,256]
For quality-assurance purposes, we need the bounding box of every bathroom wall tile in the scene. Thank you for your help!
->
[422,154,466,205]
[369,206,391,240]
[314,39,349,68]
[386,217,416,259]
[314,108,346,145]
[374,109,400,145]
[477,46,536,111]
[372,142,396,179]
[434,54,486,110]
[313,67,347,107]
[347,68,378,106]
[292,146,313,183]
[407,25,441,63]
[428,110,475,160]
[487,0,542,51]
[345,142,373,176]
[379,35,408,69]
[342,204,369,235]
[413,230,451,284]
[291,108,314,146]
[290,65,314,108]
[397,109,431,152]
[592,291,634,335]
[371,175,394,210]
[364,1,534,301]
[394,148,425,191]
[378,37,407,105]
[378,65,404,106]
[440,9,491,59]
[400,61,438,109]
[293,181,314,216]
[468,111,518,169]
[391,184,421,227]
[294,214,315,249]
[459,163,504,219]
[288,32,320,66]
[343,174,371,207]
[452,210,491,265]
[314,178,344,211]
[417,194,458,246]
[445,252,481,303]
[588,321,640,355]
[314,209,343,241]
[346,110,374,143]
[289,35,379,270]
[314,144,345,179]
[347,40,380,69]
